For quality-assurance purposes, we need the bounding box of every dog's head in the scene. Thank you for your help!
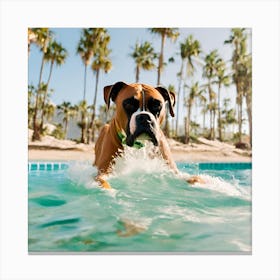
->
[104,81,175,146]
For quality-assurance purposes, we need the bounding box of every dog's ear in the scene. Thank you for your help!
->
[104,81,127,109]
[155,86,176,117]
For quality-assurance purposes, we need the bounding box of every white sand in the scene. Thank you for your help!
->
[28,131,251,163]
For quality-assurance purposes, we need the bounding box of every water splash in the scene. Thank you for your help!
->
[66,142,250,202]
[67,160,98,189]
[110,141,172,177]
[185,174,251,200]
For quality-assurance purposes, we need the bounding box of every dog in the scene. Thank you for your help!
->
[94,81,203,189]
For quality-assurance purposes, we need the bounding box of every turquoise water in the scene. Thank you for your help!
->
[28,148,251,253]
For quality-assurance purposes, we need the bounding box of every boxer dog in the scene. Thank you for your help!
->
[94,81,203,189]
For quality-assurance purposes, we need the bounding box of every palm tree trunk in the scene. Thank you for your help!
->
[64,118,68,139]
[235,81,243,143]
[203,108,206,134]
[81,122,86,143]
[185,103,192,144]
[245,92,252,148]
[81,111,87,143]
[83,64,87,101]
[238,103,241,142]
[40,61,54,133]
[239,95,243,142]
[210,109,213,140]
[213,107,216,140]
[136,65,140,83]
[157,34,166,85]
[236,82,243,143]
[88,69,100,144]
[32,54,45,141]
[217,83,222,141]
[175,61,184,136]
[163,108,170,137]
[207,83,213,140]
[32,93,41,141]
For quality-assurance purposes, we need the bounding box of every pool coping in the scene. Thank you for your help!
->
[28,161,252,171]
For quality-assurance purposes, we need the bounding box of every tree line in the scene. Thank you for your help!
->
[28,28,252,147]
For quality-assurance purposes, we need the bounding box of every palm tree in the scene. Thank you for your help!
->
[28,84,36,128]
[88,29,112,143]
[149,28,179,84]
[196,88,207,135]
[203,49,220,140]
[224,28,248,143]
[28,28,51,57]
[184,82,204,144]
[57,102,76,139]
[89,50,112,143]
[76,100,89,143]
[31,28,52,141]
[130,41,157,82]
[35,83,54,130]
[40,40,68,133]
[221,98,237,139]
[214,58,230,141]
[77,28,108,143]
[243,54,252,147]
[76,28,96,101]
[176,35,201,136]
[28,28,37,56]
[43,102,56,124]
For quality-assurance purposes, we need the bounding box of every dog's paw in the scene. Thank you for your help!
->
[96,176,112,189]
[100,179,112,189]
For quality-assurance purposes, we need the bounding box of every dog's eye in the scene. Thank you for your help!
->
[151,103,161,111]
[123,98,139,113]
[148,99,162,116]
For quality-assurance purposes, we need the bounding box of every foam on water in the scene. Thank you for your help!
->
[187,174,251,200]
[110,141,172,177]
[67,160,96,187]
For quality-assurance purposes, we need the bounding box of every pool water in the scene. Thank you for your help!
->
[28,146,251,253]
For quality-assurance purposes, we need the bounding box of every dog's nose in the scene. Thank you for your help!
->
[136,113,152,126]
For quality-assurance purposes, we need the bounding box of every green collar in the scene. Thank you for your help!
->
[117,131,144,149]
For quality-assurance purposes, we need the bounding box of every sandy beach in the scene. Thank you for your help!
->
[28,133,251,163]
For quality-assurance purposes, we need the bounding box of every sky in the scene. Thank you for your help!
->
[28,28,250,132]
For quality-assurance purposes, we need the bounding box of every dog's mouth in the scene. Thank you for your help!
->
[126,128,158,147]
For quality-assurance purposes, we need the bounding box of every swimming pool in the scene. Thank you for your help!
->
[28,156,251,253]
